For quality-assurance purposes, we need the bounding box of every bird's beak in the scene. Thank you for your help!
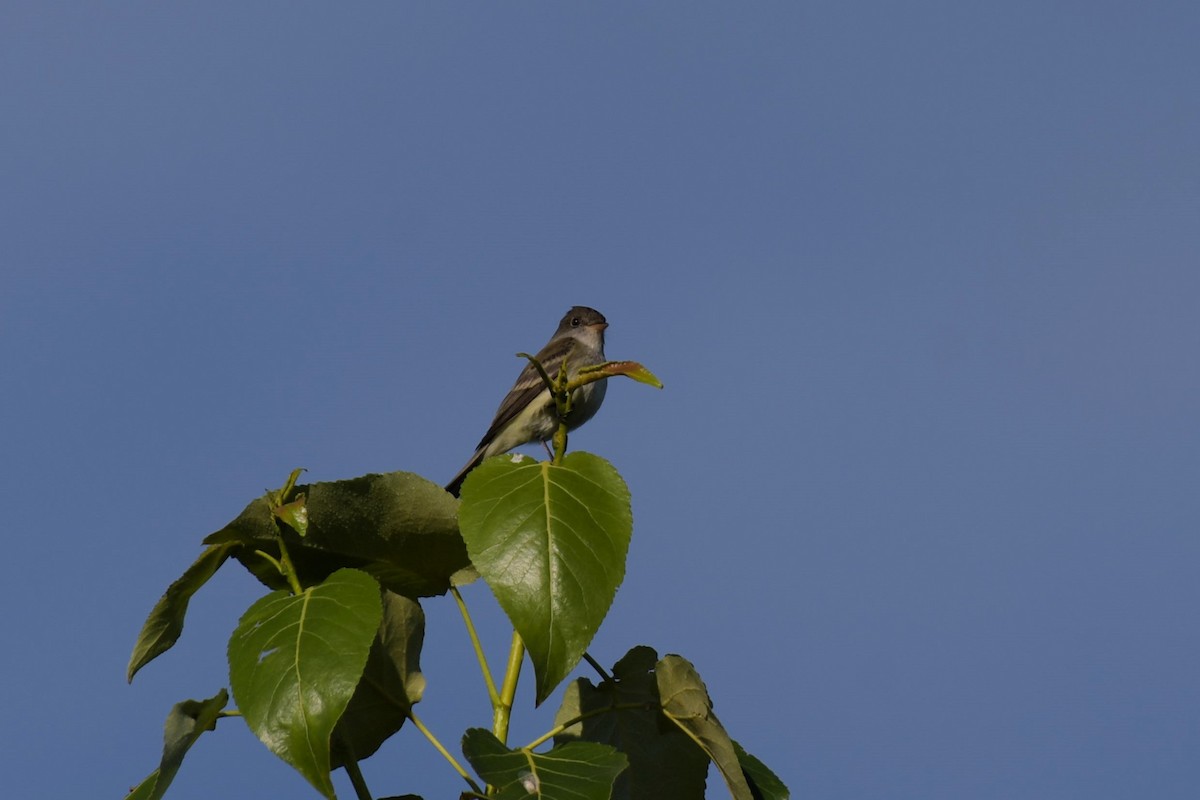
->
[592,321,609,331]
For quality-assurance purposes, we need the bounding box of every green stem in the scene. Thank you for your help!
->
[332,730,373,800]
[251,549,284,577]
[493,631,526,745]
[519,350,572,464]
[523,701,653,751]
[263,468,308,595]
[276,467,305,504]
[408,711,483,794]
[551,420,568,464]
[341,753,373,800]
[552,362,573,459]
[273,534,305,596]
[451,586,500,708]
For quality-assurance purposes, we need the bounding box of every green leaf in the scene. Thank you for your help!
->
[124,689,229,800]
[555,647,709,800]
[203,495,279,546]
[127,543,236,681]
[458,451,632,704]
[273,494,309,536]
[579,360,664,389]
[202,496,289,590]
[656,655,755,800]
[462,728,627,800]
[734,741,790,800]
[205,471,469,597]
[332,590,426,767]
[228,568,382,799]
[124,772,157,800]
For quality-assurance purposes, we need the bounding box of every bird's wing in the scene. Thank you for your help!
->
[472,354,556,450]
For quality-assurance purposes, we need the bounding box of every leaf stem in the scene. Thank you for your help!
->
[523,701,653,751]
[251,549,284,576]
[493,631,526,745]
[583,651,612,682]
[551,420,569,464]
[272,534,305,596]
[550,355,573,465]
[519,350,572,464]
[408,711,483,794]
[451,586,500,708]
[262,468,308,595]
[340,751,373,800]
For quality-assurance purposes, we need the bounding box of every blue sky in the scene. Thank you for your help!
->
[3,3,1198,798]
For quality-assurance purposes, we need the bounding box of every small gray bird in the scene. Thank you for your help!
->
[445,306,609,496]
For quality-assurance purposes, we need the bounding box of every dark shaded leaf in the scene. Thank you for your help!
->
[458,451,631,704]
[332,591,426,767]
[555,647,708,800]
[203,495,278,546]
[123,689,228,800]
[462,728,627,800]
[202,496,289,590]
[656,655,755,800]
[734,741,790,800]
[127,543,236,681]
[228,568,382,799]
[205,471,469,597]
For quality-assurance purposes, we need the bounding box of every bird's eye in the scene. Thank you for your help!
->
[570,317,581,327]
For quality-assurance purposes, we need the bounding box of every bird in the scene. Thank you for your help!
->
[445,306,609,496]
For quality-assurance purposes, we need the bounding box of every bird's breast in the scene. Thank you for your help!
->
[566,377,608,430]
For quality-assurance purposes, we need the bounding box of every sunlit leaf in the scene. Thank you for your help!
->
[228,568,382,798]
[458,452,632,703]
[579,360,663,389]
[124,772,156,800]
[273,494,309,536]
[462,728,627,800]
[127,543,236,682]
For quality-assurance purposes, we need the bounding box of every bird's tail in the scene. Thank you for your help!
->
[444,449,484,497]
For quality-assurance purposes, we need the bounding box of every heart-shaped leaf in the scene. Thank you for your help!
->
[228,568,382,798]
[462,728,627,800]
[555,647,709,800]
[458,451,632,703]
